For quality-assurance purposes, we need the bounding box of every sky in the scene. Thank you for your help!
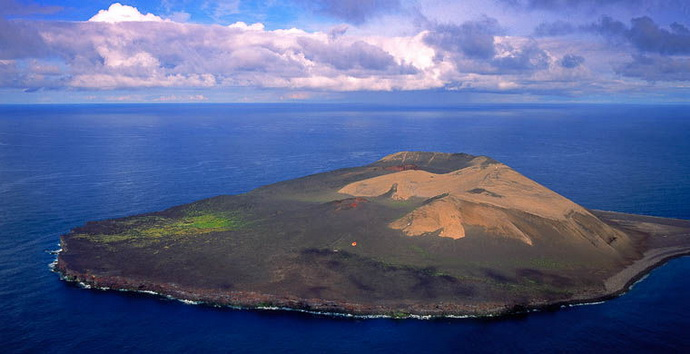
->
[1,0,689,104]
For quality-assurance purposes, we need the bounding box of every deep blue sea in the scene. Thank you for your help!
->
[1,104,689,353]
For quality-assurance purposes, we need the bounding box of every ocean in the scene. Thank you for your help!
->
[1,103,689,353]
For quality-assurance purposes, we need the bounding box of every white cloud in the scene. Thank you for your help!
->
[96,46,159,68]
[89,3,165,23]
[228,21,265,31]
[3,2,683,98]
[69,73,217,90]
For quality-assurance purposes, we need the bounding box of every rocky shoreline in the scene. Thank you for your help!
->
[53,245,690,319]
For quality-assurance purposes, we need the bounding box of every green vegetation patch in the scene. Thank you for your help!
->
[389,311,410,319]
[73,210,249,247]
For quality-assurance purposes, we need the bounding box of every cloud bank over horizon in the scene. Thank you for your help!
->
[1,0,689,103]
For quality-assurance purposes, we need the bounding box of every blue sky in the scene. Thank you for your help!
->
[1,0,689,104]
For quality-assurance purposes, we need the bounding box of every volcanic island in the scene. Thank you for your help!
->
[55,152,690,318]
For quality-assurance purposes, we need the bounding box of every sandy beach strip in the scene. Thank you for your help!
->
[605,245,690,294]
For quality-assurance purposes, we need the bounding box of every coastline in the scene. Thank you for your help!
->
[53,244,690,319]
[543,245,690,312]
[604,246,690,294]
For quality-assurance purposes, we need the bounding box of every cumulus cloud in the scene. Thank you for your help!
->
[589,15,627,38]
[492,38,550,72]
[590,15,690,54]
[628,17,690,55]
[228,21,265,30]
[297,38,399,71]
[2,2,687,98]
[424,17,501,60]
[88,3,165,23]
[4,4,431,91]
[423,18,554,76]
[617,55,690,81]
[586,15,690,81]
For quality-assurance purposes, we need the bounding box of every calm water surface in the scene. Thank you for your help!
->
[1,104,689,353]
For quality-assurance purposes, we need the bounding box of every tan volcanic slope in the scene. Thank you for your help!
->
[340,152,627,247]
